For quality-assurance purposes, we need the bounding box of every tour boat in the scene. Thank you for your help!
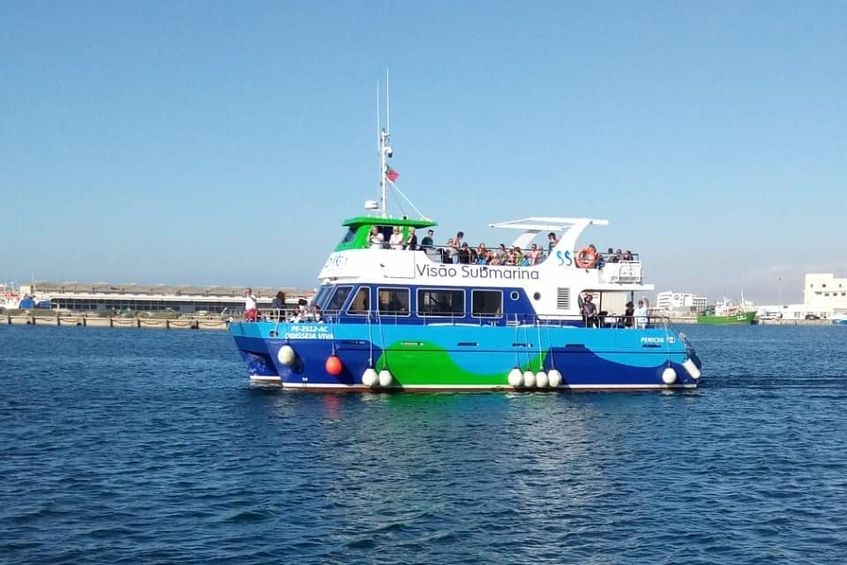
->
[228,104,702,391]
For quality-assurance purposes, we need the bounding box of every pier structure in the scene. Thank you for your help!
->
[18,281,313,316]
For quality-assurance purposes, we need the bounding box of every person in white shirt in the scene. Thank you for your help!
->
[369,226,384,249]
[389,226,404,250]
[244,288,258,321]
[634,298,648,329]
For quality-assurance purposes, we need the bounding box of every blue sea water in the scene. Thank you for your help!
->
[1,324,847,564]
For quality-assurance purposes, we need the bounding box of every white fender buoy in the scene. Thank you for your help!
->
[277,345,296,366]
[661,367,678,385]
[683,358,701,380]
[507,368,523,388]
[535,371,549,388]
[362,368,378,388]
[378,369,393,388]
[547,369,563,388]
[523,370,536,388]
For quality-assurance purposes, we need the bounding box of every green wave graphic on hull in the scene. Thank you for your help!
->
[374,340,546,386]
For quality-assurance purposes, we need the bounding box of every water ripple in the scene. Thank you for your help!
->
[1,325,847,563]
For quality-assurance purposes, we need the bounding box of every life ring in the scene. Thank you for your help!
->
[575,247,598,268]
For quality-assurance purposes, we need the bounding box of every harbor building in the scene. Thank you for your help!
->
[655,291,708,315]
[804,273,847,317]
[20,282,313,315]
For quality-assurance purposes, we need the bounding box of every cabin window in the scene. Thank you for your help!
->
[472,290,502,317]
[341,227,357,244]
[314,286,333,310]
[378,287,410,316]
[326,286,353,312]
[347,287,370,315]
[418,289,464,316]
[556,288,570,309]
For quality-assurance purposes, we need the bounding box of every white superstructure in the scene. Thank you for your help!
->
[656,291,707,313]
[804,273,847,316]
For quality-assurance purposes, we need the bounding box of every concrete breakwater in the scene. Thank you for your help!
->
[3,313,228,330]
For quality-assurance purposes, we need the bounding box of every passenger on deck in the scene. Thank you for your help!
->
[244,288,258,322]
[588,244,604,269]
[477,244,490,265]
[495,243,508,264]
[580,293,599,328]
[624,301,634,328]
[606,248,618,263]
[369,226,384,249]
[528,243,543,265]
[615,249,623,262]
[443,237,458,263]
[405,227,418,250]
[623,250,634,261]
[548,232,559,252]
[271,291,286,321]
[291,298,309,322]
[421,229,435,249]
[389,226,404,250]
[634,298,648,328]
[458,242,476,264]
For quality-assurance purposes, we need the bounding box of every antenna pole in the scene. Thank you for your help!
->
[377,81,383,215]
[385,69,390,134]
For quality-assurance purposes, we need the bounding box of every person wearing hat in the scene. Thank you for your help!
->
[421,229,434,249]
[579,292,599,328]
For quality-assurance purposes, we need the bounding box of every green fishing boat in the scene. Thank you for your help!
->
[698,298,757,325]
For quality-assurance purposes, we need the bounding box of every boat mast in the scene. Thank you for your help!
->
[378,71,392,218]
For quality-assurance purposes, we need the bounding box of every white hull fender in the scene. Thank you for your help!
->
[507,368,523,388]
[378,369,393,387]
[277,344,296,365]
[683,358,701,380]
[362,368,378,387]
[661,367,678,385]
[547,369,563,388]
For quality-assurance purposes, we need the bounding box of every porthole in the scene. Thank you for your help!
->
[533,292,541,301]
[510,291,520,301]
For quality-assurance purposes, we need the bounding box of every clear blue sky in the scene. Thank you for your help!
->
[2,1,845,304]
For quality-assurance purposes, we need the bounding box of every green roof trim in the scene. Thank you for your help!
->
[341,216,437,229]
[335,216,438,251]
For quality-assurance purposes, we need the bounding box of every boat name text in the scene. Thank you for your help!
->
[284,325,335,340]
[416,264,540,280]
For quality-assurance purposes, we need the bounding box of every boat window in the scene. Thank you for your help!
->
[417,289,464,316]
[378,287,410,316]
[472,290,502,317]
[314,286,333,310]
[326,286,353,312]
[340,227,357,244]
[347,287,370,315]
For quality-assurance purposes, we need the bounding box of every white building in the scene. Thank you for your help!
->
[656,291,708,313]
[804,273,847,316]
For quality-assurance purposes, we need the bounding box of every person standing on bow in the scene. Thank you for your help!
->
[244,288,259,322]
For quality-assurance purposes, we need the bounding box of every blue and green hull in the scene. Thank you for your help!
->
[230,321,701,391]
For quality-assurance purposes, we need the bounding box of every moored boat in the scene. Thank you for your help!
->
[228,100,702,392]
[697,298,756,325]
